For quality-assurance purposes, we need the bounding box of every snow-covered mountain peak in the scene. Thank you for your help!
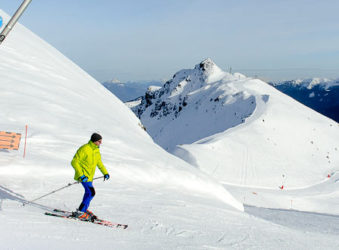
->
[188,58,226,84]
[196,58,216,70]
[194,58,221,77]
[130,59,256,151]
[169,59,229,91]
[196,58,228,84]
[130,59,339,189]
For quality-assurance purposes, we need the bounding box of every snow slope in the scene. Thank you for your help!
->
[133,59,339,190]
[2,9,339,249]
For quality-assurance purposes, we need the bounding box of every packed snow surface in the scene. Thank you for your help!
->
[1,9,339,249]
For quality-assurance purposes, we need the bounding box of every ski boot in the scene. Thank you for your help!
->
[72,209,91,221]
[86,210,98,221]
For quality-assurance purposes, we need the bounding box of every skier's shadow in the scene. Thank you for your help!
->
[0,185,26,210]
[0,185,52,211]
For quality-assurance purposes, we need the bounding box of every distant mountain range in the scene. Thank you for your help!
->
[269,78,339,123]
[102,79,163,102]
[102,76,339,124]
[128,58,251,151]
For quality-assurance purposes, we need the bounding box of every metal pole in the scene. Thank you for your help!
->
[0,0,32,45]
[23,176,105,206]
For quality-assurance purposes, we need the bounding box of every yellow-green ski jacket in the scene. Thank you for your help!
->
[71,141,108,182]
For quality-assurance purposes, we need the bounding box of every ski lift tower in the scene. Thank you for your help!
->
[0,0,32,45]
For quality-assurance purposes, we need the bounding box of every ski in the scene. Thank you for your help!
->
[52,208,128,229]
[45,209,128,229]
[52,208,72,216]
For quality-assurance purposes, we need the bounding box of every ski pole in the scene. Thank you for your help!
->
[23,176,104,206]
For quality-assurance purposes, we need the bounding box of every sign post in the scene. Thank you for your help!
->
[23,125,28,158]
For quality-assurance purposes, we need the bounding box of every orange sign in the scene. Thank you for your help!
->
[0,131,22,150]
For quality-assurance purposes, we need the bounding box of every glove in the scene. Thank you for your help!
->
[104,174,110,181]
[79,175,88,182]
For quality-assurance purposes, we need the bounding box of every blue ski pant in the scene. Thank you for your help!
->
[78,182,95,212]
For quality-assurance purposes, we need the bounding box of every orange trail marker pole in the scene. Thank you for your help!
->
[23,125,28,158]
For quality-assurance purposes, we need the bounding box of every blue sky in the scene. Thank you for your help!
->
[1,0,339,82]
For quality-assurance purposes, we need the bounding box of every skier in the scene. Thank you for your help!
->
[71,133,110,220]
